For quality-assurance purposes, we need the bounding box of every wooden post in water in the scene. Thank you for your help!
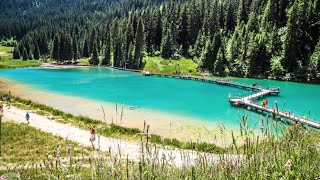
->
[275,101,279,116]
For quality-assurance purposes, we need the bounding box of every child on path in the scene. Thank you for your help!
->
[25,112,30,124]
[89,126,96,142]
[6,95,11,109]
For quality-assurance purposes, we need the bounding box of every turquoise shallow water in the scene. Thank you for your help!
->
[1,67,320,127]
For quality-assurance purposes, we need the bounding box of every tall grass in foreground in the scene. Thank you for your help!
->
[1,114,320,179]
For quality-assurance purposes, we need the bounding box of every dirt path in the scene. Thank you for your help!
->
[2,106,240,167]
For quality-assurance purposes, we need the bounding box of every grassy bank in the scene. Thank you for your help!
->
[1,113,319,179]
[0,60,41,68]
[0,93,225,154]
[0,45,42,68]
[0,121,88,166]
[144,56,201,76]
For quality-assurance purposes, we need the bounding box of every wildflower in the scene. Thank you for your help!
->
[284,159,292,171]
[243,140,247,145]
[257,132,260,137]
[247,106,251,110]
[260,124,264,130]
[55,155,61,163]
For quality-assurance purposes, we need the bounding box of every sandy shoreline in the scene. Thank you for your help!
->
[0,77,242,146]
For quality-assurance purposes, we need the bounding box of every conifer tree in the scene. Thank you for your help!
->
[282,2,299,73]
[28,49,33,60]
[309,38,320,79]
[13,45,20,59]
[52,35,60,61]
[225,0,235,32]
[72,37,79,62]
[101,33,111,66]
[237,0,247,24]
[214,47,227,76]
[128,43,134,68]
[161,30,172,59]
[89,42,99,65]
[83,39,89,58]
[34,43,40,60]
[134,19,144,69]
[22,48,28,61]
[178,6,189,55]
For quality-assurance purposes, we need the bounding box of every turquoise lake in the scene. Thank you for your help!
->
[1,67,320,127]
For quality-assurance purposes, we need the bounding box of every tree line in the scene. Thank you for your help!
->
[1,0,320,81]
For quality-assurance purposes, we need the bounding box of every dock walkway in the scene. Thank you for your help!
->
[143,71,320,129]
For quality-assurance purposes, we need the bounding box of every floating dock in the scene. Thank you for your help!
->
[143,71,320,129]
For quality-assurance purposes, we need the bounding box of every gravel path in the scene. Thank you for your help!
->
[2,106,240,167]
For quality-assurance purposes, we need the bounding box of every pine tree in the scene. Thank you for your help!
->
[161,30,172,59]
[263,0,277,27]
[57,33,73,63]
[13,45,20,59]
[237,0,247,24]
[52,35,60,61]
[101,32,111,66]
[89,27,96,55]
[34,43,40,60]
[133,19,144,69]
[73,37,79,62]
[204,32,221,72]
[128,43,134,69]
[83,39,89,58]
[309,38,320,79]
[282,3,299,73]
[89,42,99,65]
[178,6,189,55]
[28,49,33,60]
[225,0,235,32]
[214,47,227,76]
[22,48,28,61]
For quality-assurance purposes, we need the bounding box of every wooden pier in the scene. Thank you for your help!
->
[143,72,269,92]
[229,90,320,129]
[143,71,320,129]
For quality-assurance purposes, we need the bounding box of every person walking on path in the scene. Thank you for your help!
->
[25,112,30,124]
[89,126,96,142]
[6,95,11,109]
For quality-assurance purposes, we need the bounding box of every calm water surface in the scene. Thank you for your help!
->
[1,67,320,127]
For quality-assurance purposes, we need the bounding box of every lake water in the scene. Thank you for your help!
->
[1,67,320,128]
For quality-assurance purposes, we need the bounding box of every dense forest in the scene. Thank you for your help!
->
[0,0,319,81]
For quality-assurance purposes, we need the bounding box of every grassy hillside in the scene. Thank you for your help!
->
[144,56,201,75]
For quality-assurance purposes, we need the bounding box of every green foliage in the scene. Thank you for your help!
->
[52,35,60,61]
[33,44,40,60]
[82,39,89,58]
[269,56,285,79]
[89,42,99,65]
[0,0,320,80]
[309,38,320,79]
[134,19,144,69]
[144,56,200,75]
[22,48,28,61]
[12,45,20,59]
